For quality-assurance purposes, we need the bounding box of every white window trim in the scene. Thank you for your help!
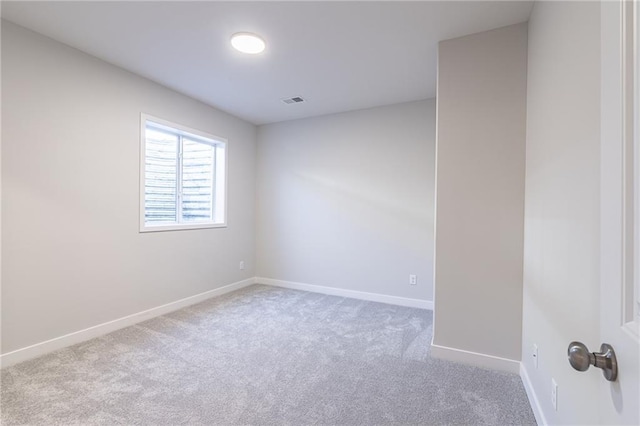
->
[139,113,228,233]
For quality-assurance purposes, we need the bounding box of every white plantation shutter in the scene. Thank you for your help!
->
[141,116,226,231]
[181,138,215,222]
[144,128,178,224]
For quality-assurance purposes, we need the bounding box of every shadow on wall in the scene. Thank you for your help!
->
[292,170,431,244]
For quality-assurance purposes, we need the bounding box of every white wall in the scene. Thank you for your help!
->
[432,23,527,365]
[521,2,601,423]
[256,100,436,302]
[1,22,257,354]
[0,19,3,358]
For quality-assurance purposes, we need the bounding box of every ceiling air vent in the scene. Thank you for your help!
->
[282,96,305,104]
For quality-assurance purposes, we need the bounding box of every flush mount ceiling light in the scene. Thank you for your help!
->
[231,32,266,54]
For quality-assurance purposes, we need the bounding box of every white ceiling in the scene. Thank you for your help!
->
[1,1,533,125]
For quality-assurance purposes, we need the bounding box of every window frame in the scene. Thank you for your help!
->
[139,113,228,233]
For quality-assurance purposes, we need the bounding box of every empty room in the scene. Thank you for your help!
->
[1,1,639,425]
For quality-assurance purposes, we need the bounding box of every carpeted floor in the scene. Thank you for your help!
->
[1,285,536,425]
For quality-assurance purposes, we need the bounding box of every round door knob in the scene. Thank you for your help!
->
[568,341,594,371]
[567,341,617,381]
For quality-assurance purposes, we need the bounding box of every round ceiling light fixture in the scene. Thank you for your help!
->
[231,32,266,54]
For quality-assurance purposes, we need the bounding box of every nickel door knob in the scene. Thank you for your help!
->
[567,341,618,382]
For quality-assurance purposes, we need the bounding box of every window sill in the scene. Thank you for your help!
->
[139,222,227,233]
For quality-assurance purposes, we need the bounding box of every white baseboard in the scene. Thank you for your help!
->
[430,342,521,374]
[257,277,433,310]
[520,362,547,426]
[0,277,257,369]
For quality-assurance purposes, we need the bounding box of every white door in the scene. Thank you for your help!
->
[599,0,640,423]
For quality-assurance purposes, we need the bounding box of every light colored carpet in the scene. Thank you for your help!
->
[1,285,536,425]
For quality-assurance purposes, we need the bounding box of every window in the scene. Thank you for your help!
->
[140,114,226,232]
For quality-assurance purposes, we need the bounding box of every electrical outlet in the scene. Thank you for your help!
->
[409,274,417,285]
[551,378,558,411]
[532,344,539,369]
[239,261,245,270]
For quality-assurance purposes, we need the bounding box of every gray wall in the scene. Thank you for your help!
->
[433,23,527,362]
[256,100,436,301]
[521,1,601,422]
[1,22,257,353]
